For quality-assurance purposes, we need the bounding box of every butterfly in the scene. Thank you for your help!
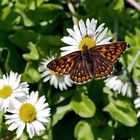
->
[47,41,128,84]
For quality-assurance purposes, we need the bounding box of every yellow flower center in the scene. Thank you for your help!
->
[79,37,96,51]
[0,85,12,98]
[19,103,36,123]
[50,70,56,75]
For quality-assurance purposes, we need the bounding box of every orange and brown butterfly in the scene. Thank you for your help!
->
[47,42,128,84]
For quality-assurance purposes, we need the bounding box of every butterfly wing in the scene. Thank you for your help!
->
[89,41,127,78]
[91,52,113,78]
[47,51,80,75]
[47,51,93,83]
[70,53,93,83]
[91,41,127,63]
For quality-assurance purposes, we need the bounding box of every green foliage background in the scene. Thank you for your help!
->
[0,0,140,139]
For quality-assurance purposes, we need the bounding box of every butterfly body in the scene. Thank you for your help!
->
[47,42,127,84]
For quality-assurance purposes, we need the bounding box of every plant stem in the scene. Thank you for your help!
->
[127,50,140,73]
[68,1,78,25]
[126,0,140,12]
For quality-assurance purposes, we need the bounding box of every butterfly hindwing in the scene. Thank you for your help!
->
[91,52,113,78]
[91,41,127,63]
[47,51,80,75]
[70,54,92,83]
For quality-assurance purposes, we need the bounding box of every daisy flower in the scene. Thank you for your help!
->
[0,71,29,112]
[104,73,133,97]
[38,55,73,91]
[5,91,51,139]
[60,18,112,56]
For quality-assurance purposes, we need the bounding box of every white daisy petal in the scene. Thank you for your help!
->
[50,75,56,85]
[37,109,50,118]
[29,91,38,105]
[41,71,50,78]
[27,123,35,139]
[37,117,49,123]
[135,80,140,96]
[127,85,132,97]
[73,25,82,42]
[134,98,140,104]
[35,96,46,109]
[96,27,108,43]
[60,45,77,51]
[5,114,19,119]
[94,23,105,35]
[67,28,75,37]
[137,111,140,117]
[97,36,112,45]
[134,94,140,118]
[90,18,97,34]
[54,78,58,89]
[5,118,19,124]
[8,122,18,131]
[79,19,86,38]
[104,74,132,98]
[86,18,93,37]
[135,102,140,108]
[32,120,45,133]
[16,122,25,138]
[61,49,77,56]
[61,36,79,46]
[43,76,51,82]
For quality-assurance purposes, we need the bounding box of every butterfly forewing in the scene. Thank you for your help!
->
[91,42,127,63]
[47,51,80,75]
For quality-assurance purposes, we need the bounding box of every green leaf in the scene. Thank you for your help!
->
[0,0,9,6]
[23,42,39,61]
[51,90,74,105]
[70,93,96,118]
[130,123,140,140]
[17,0,36,10]
[125,28,140,78]
[92,122,114,140]
[0,112,4,133]
[12,29,38,51]
[22,62,40,83]
[115,125,130,139]
[37,35,63,57]
[103,100,138,127]
[36,0,50,7]
[39,3,63,10]
[108,0,124,11]
[26,3,63,25]
[125,28,140,48]
[75,120,94,140]
[4,46,24,72]
[52,104,72,126]
[103,87,114,97]
[0,6,19,30]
